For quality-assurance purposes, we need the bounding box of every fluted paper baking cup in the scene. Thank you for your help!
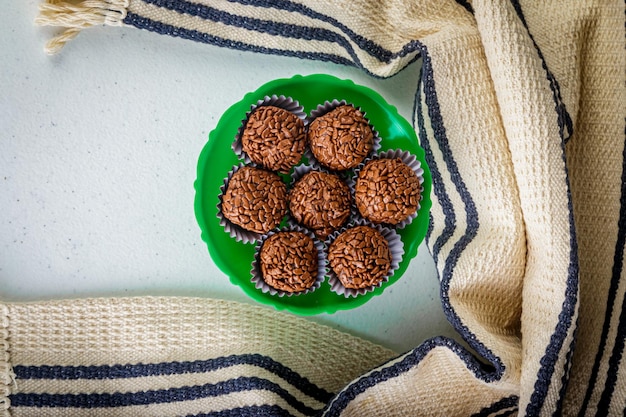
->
[251,225,326,297]
[326,220,404,297]
[304,100,381,172]
[352,149,424,229]
[286,163,356,239]
[216,163,287,244]
[232,95,307,173]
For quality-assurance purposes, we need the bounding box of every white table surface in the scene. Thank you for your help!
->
[1,1,460,353]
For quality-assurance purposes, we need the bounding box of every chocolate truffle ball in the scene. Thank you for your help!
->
[308,105,374,170]
[259,231,319,293]
[289,171,352,239]
[355,158,420,225]
[328,226,391,289]
[241,105,306,173]
[221,166,287,234]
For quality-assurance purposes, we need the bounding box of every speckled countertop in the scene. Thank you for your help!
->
[0,1,460,353]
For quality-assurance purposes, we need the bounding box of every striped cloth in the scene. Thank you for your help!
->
[10,0,623,415]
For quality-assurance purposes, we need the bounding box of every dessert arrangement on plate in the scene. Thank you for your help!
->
[219,95,423,297]
[194,74,432,315]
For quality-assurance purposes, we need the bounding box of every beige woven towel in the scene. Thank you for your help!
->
[8,0,625,415]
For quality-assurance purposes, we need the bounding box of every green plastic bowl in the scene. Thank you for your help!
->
[194,74,432,316]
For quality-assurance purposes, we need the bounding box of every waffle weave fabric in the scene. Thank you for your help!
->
[6,0,624,415]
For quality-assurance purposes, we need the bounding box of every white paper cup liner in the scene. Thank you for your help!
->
[251,225,326,297]
[286,163,356,239]
[216,163,287,245]
[232,95,307,172]
[304,100,381,172]
[352,149,424,230]
[326,219,404,297]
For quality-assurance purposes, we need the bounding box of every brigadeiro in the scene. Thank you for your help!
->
[307,101,380,171]
[217,164,288,244]
[251,227,326,296]
[354,149,424,228]
[233,95,307,174]
[288,165,352,239]
[326,222,404,297]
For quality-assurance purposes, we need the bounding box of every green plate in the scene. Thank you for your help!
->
[194,74,432,316]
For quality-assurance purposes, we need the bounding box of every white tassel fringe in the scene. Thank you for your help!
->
[35,0,129,54]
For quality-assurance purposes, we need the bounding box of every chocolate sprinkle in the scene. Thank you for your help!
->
[221,166,287,234]
[259,231,318,293]
[355,158,420,225]
[241,106,306,173]
[289,171,352,239]
[328,226,391,289]
[308,105,373,170]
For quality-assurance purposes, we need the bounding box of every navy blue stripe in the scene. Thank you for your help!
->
[228,0,393,62]
[123,12,355,68]
[597,291,626,414]
[470,395,519,417]
[188,404,295,417]
[508,0,573,142]
[415,67,456,262]
[579,129,626,416]
[552,320,578,417]
[412,68,441,253]
[426,213,435,245]
[14,353,333,404]
[411,77,437,247]
[507,3,579,415]
[321,336,501,416]
[454,0,474,14]
[123,12,420,79]
[525,118,579,416]
[420,44,504,377]
[228,0,425,64]
[411,64,421,129]
[10,376,319,414]
[142,0,387,71]
[595,124,626,416]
